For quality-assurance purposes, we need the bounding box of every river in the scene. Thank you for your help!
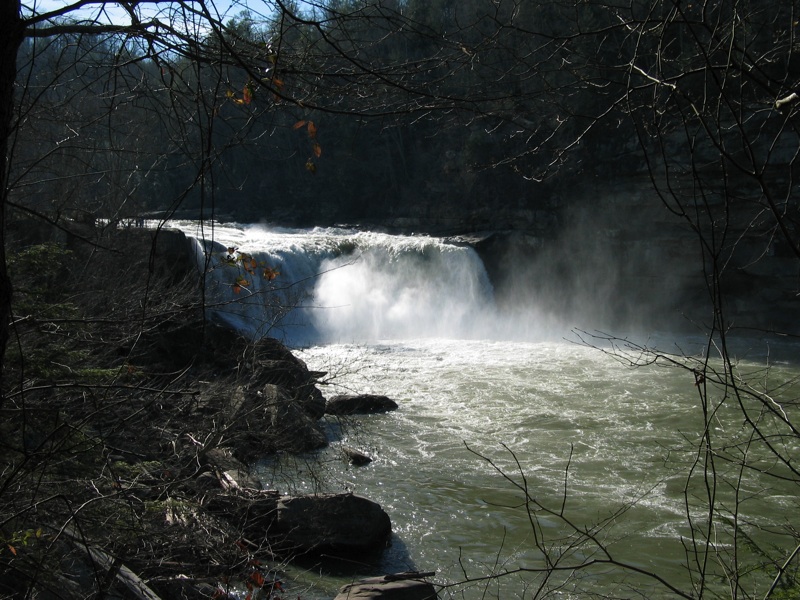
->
[171,221,799,599]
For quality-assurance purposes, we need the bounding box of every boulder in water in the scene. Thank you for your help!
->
[342,445,373,466]
[205,491,390,560]
[326,394,398,415]
[271,493,391,557]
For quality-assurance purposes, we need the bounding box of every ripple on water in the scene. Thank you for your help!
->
[284,340,800,598]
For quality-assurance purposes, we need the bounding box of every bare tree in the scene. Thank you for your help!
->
[2,0,799,597]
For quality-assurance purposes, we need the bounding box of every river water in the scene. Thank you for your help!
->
[171,222,799,599]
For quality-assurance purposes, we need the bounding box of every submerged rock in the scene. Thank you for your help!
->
[326,394,398,415]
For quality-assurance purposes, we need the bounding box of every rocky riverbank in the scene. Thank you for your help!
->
[2,316,436,599]
[0,224,437,600]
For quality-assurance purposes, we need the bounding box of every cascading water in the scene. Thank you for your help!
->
[180,222,501,345]
[171,221,798,600]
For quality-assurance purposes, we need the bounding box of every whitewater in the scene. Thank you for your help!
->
[170,221,798,599]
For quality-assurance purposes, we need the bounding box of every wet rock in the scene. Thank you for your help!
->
[271,493,391,557]
[342,446,373,466]
[325,394,398,415]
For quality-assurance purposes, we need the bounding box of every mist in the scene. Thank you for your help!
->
[481,199,707,340]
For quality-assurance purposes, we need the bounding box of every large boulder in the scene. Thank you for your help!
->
[335,573,438,600]
[204,491,391,560]
[264,384,328,453]
[224,383,327,461]
[271,493,391,557]
[250,337,327,419]
[326,394,398,415]
[205,488,281,545]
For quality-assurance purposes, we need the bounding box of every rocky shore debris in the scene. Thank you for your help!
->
[335,572,439,600]
[202,447,263,491]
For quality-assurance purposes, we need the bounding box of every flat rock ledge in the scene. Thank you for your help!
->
[335,572,439,600]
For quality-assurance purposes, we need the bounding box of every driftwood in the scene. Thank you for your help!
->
[202,447,263,490]
[58,525,163,600]
[775,92,799,111]
[335,571,438,600]
[84,545,163,600]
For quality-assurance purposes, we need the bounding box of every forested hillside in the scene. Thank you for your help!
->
[6,1,679,231]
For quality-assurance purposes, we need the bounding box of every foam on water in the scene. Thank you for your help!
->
[285,339,798,598]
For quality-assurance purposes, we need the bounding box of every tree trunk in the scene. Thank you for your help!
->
[0,0,24,399]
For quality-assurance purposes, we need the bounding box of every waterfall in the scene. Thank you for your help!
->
[178,223,498,345]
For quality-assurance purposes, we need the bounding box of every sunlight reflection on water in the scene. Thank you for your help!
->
[253,339,799,599]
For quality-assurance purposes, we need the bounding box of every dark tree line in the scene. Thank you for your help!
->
[6,1,662,233]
